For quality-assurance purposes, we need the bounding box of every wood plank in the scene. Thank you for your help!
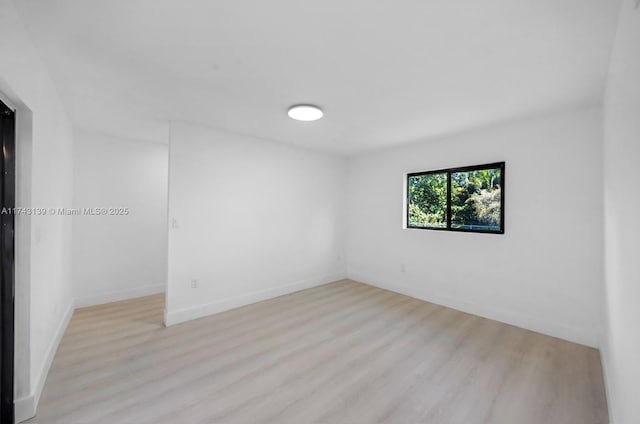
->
[25,280,608,424]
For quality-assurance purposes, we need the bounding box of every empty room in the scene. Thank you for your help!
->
[0,0,638,423]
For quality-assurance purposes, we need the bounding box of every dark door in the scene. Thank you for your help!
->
[0,100,15,423]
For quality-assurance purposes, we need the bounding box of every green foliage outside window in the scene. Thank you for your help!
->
[451,168,501,231]
[407,164,503,233]
[408,173,447,228]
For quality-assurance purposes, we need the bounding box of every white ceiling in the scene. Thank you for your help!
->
[17,0,620,155]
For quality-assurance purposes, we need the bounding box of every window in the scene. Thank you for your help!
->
[407,162,504,234]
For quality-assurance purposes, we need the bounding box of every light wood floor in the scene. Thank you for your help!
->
[27,280,608,424]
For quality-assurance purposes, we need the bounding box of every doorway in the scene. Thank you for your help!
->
[0,99,15,423]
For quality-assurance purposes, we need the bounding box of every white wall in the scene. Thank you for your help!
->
[166,122,346,325]
[346,108,604,348]
[72,130,168,307]
[602,1,640,423]
[0,0,74,420]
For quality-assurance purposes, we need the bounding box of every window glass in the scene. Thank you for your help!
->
[406,162,504,234]
[451,167,502,232]
[408,172,447,228]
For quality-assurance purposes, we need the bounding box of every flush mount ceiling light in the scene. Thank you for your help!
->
[287,104,323,121]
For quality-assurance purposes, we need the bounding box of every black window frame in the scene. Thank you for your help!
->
[406,162,505,234]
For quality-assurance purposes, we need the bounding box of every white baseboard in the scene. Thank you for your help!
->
[599,342,616,424]
[348,271,598,348]
[75,284,165,308]
[15,299,75,423]
[14,395,34,424]
[164,272,347,326]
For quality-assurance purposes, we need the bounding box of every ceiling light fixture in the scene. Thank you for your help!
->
[288,104,323,121]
